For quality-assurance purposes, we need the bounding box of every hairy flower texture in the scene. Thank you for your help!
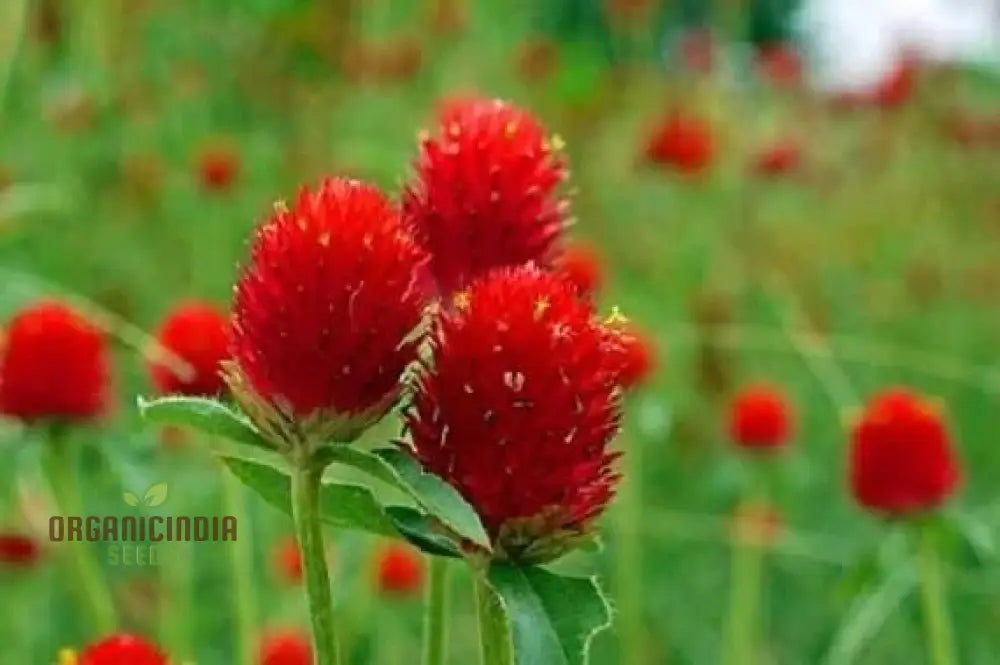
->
[260,630,312,665]
[643,111,714,176]
[79,634,166,665]
[149,302,229,397]
[554,241,604,298]
[850,389,961,516]
[230,178,430,447]
[407,267,622,562]
[403,97,569,295]
[374,542,424,597]
[603,318,656,391]
[729,384,794,452]
[0,532,41,567]
[0,301,109,422]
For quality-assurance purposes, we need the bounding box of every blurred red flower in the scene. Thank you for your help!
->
[755,43,802,89]
[149,302,229,397]
[260,630,312,665]
[850,389,961,516]
[729,384,794,452]
[643,111,714,176]
[0,533,41,567]
[0,301,109,422]
[272,536,303,584]
[407,267,622,561]
[197,145,239,192]
[678,29,714,75]
[230,178,430,439]
[80,634,166,665]
[874,61,916,110]
[403,97,568,295]
[375,542,424,597]
[752,140,802,177]
[555,241,604,298]
[604,319,657,390]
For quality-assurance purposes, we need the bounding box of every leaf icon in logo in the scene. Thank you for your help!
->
[143,483,169,507]
[123,492,140,507]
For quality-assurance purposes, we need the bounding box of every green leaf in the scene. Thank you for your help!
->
[122,491,140,507]
[220,456,460,556]
[487,562,612,665]
[320,445,490,550]
[138,396,271,450]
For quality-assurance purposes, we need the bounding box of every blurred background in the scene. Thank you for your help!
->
[1,0,1000,663]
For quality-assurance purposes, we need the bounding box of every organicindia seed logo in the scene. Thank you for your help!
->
[48,482,237,568]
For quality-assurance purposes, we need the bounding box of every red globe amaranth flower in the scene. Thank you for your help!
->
[678,29,714,75]
[149,302,229,397]
[850,389,961,516]
[272,536,303,584]
[555,242,604,298]
[643,111,714,176]
[80,634,166,665]
[0,301,109,422]
[752,140,802,177]
[755,44,802,89]
[729,384,793,452]
[874,61,916,110]
[375,542,424,597]
[0,533,41,567]
[603,320,656,390]
[197,145,239,192]
[260,630,312,665]
[407,267,622,561]
[403,97,568,295]
[230,177,430,443]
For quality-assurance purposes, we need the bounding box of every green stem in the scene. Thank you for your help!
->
[474,574,511,665]
[616,437,644,665]
[221,464,257,665]
[159,539,192,659]
[44,436,117,635]
[917,524,956,665]
[291,460,341,665]
[726,501,764,665]
[422,557,451,665]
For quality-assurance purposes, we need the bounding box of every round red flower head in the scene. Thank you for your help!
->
[0,301,109,422]
[197,144,239,192]
[850,389,961,517]
[729,384,793,452]
[406,267,622,562]
[272,536,303,584]
[752,140,802,177]
[554,241,604,298]
[80,634,166,665]
[403,97,569,295]
[229,177,430,447]
[374,542,424,597]
[643,110,714,176]
[0,532,41,567]
[149,302,229,397]
[260,630,312,665]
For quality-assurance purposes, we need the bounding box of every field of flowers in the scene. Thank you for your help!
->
[1,1,1000,664]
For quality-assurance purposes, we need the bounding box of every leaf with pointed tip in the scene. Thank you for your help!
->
[319,445,490,550]
[221,456,459,556]
[122,492,140,507]
[487,562,612,665]
[137,396,270,450]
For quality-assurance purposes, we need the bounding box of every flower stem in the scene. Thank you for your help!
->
[291,460,341,665]
[44,435,117,635]
[422,556,450,665]
[917,523,956,665]
[474,574,511,665]
[221,463,257,665]
[726,501,764,665]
